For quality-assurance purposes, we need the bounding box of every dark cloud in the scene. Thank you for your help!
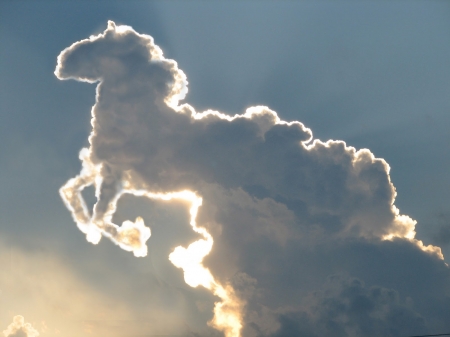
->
[202,188,450,336]
[269,276,427,337]
[432,213,450,247]
[435,226,450,247]
[55,21,450,337]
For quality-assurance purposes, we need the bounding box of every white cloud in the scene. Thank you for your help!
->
[3,316,38,337]
[55,21,450,336]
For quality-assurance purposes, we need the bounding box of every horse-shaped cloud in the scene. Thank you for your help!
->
[55,21,316,256]
[55,21,442,337]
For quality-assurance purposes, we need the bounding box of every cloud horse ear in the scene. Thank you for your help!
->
[107,20,116,30]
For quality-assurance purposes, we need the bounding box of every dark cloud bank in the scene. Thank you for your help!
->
[55,22,450,337]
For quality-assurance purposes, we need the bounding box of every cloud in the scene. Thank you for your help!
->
[55,21,450,336]
[432,213,450,247]
[435,226,450,247]
[3,316,38,337]
[269,276,427,337]
[198,187,450,336]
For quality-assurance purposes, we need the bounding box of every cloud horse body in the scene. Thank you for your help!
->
[55,21,443,337]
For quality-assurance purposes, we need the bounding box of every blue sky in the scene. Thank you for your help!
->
[1,2,450,337]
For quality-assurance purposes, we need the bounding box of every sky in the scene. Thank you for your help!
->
[1,1,450,337]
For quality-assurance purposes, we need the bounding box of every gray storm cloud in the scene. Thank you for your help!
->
[270,276,427,337]
[55,21,450,337]
[3,316,39,337]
